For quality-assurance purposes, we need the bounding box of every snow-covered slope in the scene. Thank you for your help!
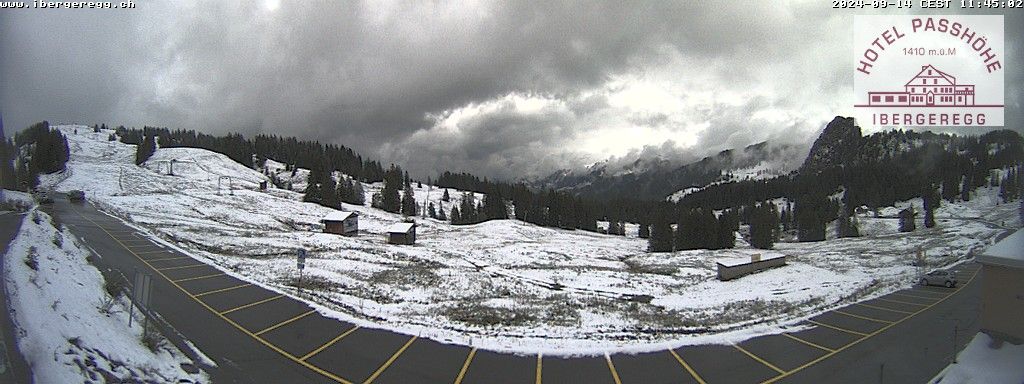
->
[3,209,207,383]
[42,124,1018,355]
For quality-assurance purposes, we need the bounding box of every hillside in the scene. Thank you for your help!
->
[534,141,802,201]
[37,124,1020,355]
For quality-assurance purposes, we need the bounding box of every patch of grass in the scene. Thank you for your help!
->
[369,265,441,288]
[443,301,537,327]
[140,325,162,353]
[104,275,128,299]
[623,259,678,276]
[282,274,347,291]
[25,246,39,271]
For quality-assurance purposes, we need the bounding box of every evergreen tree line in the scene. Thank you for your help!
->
[2,121,70,191]
[114,126,387,183]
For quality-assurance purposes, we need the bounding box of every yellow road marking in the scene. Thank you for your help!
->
[157,264,208,271]
[255,310,316,336]
[807,320,869,337]
[301,326,360,361]
[890,291,939,301]
[194,283,253,297]
[833,310,894,324]
[605,353,622,384]
[668,349,707,384]
[146,255,192,262]
[453,348,477,384]
[73,209,355,383]
[134,249,172,255]
[733,344,785,374]
[536,354,542,384]
[762,268,980,384]
[855,302,913,314]
[219,294,284,315]
[363,335,417,384]
[172,274,226,284]
[875,297,927,307]
[782,333,835,353]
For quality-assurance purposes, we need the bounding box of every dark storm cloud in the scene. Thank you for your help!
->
[2,2,1022,180]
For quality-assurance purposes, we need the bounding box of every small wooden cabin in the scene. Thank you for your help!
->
[322,211,358,236]
[386,222,416,245]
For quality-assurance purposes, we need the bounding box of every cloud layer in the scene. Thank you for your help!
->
[2,2,1021,180]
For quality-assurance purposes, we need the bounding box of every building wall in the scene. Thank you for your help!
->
[980,264,1024,343]
[717,257,787,281]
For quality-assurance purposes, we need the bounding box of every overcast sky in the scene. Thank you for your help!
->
[2,2,1022,180]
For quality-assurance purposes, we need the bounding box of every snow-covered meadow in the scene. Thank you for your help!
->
[43,125,1018,355]
[2,208,208,383]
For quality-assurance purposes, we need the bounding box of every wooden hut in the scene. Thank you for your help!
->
[386,222,416,245]
[322,211,358,236]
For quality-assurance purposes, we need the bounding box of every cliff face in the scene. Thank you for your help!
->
[800,116,863,173]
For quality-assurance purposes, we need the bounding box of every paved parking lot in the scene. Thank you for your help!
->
[49,201,983,383]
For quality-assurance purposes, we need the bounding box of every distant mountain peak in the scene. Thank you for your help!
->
[800,116,862,173]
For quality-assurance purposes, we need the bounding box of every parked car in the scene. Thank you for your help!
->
[919,269,957,288]
[68,190,86,203]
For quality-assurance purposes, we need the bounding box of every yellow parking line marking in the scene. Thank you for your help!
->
[219,294,284,315]
[855,302,913,314]
[453,348,477,384]
[762,268,981,384]
[605,353,622,384]
[146,256,191,262]
[157,264,208,271]
[782,333,835,353]
[733,344,785,374]
[807,320,869,337]
[255,310,316,336]
[301,326,360,361]
[72,209,355,384]
[134,249,172,255]
[891,292,940,301]
[834,310,894,324]
[536,354,542,384]
[876,297,927,307]
[363,335,417,384]
[668,349,707,384]
[195,283,253,297]
[172,273,226,283]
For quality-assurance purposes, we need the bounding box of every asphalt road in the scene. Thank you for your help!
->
[37,199,987,384]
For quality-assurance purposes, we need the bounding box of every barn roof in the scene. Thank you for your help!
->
[386,222,415,234]
[322,211,356,222]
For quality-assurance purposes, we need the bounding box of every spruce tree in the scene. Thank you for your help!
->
[381,165,402,213]
[401,182,417,216]
[351,180,365,205]
[450,206,461,224]
[438,205,447,220]
[638,221,650,239]
[428,202,437,219]
[135,134,156,165]
[442,189,450,202]
[898,206,916,232]
[303,167,323,204]
[923,183,938,228]
[648,210,674,252]
[960,177,971,202]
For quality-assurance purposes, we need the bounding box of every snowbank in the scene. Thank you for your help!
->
[2,209,208,383]
[931,332,1024,384]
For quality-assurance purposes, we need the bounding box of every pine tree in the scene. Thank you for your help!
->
[0,140,15,190]
[638,221,650,239]
[482,190,507,220]
[795,194,826,242]
[749,203,775,249]
[648,210,674,252]
[135,134,156,165]
[449,206,460,224]
[898,206,916,232]
[428,202,437,219]
[442,189,450,202]
[320,169,339,209]
[351,180,365,205]
[303,167,324,204]
[438,205,447,220]
[401,182,417,216]
[381,165,402,213]
[923,183,938,228]
[959,176,971,202]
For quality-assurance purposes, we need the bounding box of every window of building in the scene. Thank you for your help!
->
[885,95,894,102]
[899,96,907,102]
[872,95,881,102]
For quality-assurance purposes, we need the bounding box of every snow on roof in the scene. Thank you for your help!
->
[716,253,786,268]
[386,222,415,233]
[321,211,355,222]
[978,228,1024,269]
